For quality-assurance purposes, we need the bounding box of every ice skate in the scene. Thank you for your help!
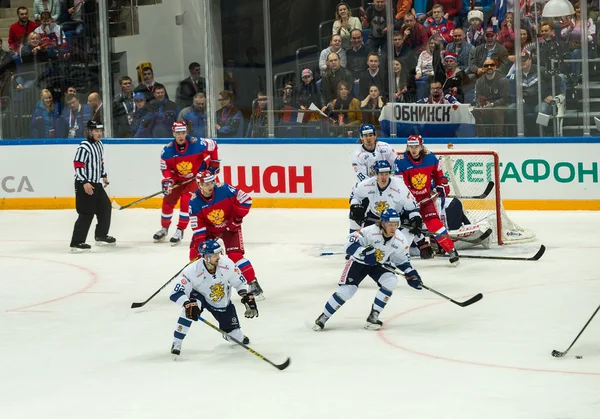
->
[70,243,91,253]
[448,249,460,266]
[313,313,329,331]
[153,227,168,243]
[95,236,116,246]
[365,308,383,330]
[171,341,181,359]
[170,229,184,246]
[249,279,265,300]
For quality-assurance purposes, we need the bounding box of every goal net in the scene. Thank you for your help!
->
[435,150,536,245]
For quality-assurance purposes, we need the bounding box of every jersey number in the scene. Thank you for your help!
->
[173,283,185,293]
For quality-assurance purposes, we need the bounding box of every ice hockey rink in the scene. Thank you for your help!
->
[0,208,599,419]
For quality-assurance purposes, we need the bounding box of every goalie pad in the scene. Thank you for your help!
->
[449,221,492,250]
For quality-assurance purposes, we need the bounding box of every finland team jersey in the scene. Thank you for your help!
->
[169,255,247,310]
[346,224,412,268]
[351,176,420,220]
[351,141,396,183]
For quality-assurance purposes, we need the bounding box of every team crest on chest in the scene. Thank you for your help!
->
[176,161,193,175]
[374,201,390,215]
[210,283,225,302]
[207,208,226,225]
[411,173,428,190]
[375,249,384,262]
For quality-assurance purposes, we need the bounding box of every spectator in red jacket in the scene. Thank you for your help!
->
[402,12,429,54]
[8,7,39,52]
[425,4,455,45]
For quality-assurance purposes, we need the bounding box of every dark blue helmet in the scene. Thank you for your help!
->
[199,239,222,255]
[380,209,400,223]
[373,160,392,174]
[359,123,376,137]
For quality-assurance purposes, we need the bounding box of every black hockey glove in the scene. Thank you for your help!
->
[405,269,423,290]
[240,292,259,318]
[416,238,434,259]
[184,299,201,321]
[408,215,423,235]
[349,204,366,225]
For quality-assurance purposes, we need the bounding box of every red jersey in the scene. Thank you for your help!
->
[394,150,448,202]
[160,136,218,183]
[188,183,252,259]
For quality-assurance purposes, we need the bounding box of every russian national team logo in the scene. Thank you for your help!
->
[176,161,193,175]
[207,209,226,225]
[411,173,428,190]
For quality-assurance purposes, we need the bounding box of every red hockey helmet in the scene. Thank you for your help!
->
[196,170,216,184]
[407,134,423,146]
[172,121,187,132]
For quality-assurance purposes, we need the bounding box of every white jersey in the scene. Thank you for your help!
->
[345,224,413,271]
[351,141,396,183]
[351,176,420,220]
[169,255,248,309]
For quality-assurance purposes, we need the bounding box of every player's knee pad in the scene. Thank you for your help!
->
[378,273,398,290]
[337,284,358,301]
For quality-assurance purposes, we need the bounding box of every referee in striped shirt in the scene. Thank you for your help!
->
[70,120,116,252]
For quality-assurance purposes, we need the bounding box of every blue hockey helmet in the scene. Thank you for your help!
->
[199,239,223,255]
[380,209,400,223]
[359,123,376,138]
[373,160,392,174]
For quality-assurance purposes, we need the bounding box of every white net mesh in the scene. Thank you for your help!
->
[436,150,536,245]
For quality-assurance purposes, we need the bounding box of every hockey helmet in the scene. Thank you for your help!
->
[373,160,392,174]
[172,121,187,132]
[196,170,216,184]
[359,123,376,137]
[87,120,104,130]
[380,208,400,223]
[407,134,423,146]
[199,239,223,255]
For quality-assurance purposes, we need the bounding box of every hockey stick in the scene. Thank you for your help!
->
[112,178,195,210]
[442,244,546,261]
[131,231,225,308]
[131,258,196,309]
[382,264,483,307]
[551,303,600,358]
[199,316,291,370]
[449,181,495,200]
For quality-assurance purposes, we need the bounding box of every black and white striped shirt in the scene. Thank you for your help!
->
[73,139,107,183]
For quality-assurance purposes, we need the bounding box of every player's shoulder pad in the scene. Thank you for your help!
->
[188,136,198,143]
[217,255,236,270]
[166,141,174,148]
[396,152,405,160]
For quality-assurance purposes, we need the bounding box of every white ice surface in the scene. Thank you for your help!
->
[0,209,599,419]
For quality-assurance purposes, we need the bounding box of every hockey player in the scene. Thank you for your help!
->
[188,170,264,298]
[154,121,219,245]
[395,134,459,265]
[349,160,425,250]
[313,209,423,331]
[351,123,397,184]
[169,239,259,357]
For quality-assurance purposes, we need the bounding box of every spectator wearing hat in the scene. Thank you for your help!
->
[320,52,354,110]
[295,69,324,122]
[130,92,154,138]
[508,51,553,117]
[473,58,511,136]
[441,51,470,103]
[466,10,484,47]
[469,27,510,78]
